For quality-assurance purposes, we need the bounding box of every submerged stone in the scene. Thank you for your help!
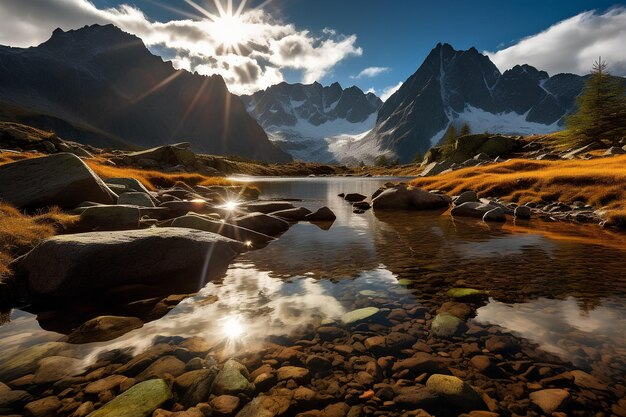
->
[87,378,172,417]
[431,313,466,338]
[426,374,485,411]
[445,287,488,301]
[341,307,381,325]
[213,359,255,397]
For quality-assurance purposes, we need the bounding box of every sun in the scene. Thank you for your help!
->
[211,13,250,48]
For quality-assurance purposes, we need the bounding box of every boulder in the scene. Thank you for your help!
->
[179,366,219,407]
[305,207,337,222]
[24,396,62,417]
[352,201,371,210]
[126,143,196,166]
[419,160,454,177]
[66,316,143,344]
[0,389,33,412]
[391,353,448,375]
[431,313,466,338]
[211,395,240,416]
[451,202,498,219]
[276,366,309,383]
[0,153,117,209]
[136,356,186,381]
[270,207,312,221]
[159,200,213,217]
[529,389,570,414]
[86,378,172,417]
[171,213,273,245]
[344,193,366,202]
[514,205,532,220]
[604,146,626,155]
[234,395,291,417]
[372,185,450,210]
[117,192,155,207]
[105,177,151,194]
[213,359,255,397]
[244,202,295,214]
[482,207,506,222]
[234,213,290,236]
[450,134,521,163]
[454,191,479,206]
[79,205,140,231]
[12,228,243,299]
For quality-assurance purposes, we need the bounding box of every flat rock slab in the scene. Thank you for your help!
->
[12,227,244,298]
[0,153,117,209]
[171,213,273,245]
[87,378,172,417]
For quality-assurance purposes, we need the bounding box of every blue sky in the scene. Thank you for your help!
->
[3,0,626,96]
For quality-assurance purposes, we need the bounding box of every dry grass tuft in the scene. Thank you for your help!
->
[0,151,43,165]
[411,155,626,214]
[0,204,78,277]
[85,158,233,191]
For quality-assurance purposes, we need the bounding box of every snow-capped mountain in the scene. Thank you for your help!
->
[241,82,382,163]
[365,43,590,163]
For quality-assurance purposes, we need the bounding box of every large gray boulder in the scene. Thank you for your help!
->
[171,213,273,245]
[79,205,140,231]
[372,185,451,210]
[0,153,117,209]
[243,201,295,214]
[11,228,244,299]
[117,192,155,207]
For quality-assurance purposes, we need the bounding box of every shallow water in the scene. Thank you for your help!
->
[1,176,626,389]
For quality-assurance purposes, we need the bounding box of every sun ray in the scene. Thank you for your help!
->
[143,0,202,20]
[183,0,219,21]
[129,71,183,105]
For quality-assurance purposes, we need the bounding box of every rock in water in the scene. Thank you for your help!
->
[529,389,570,414]
[270,207,312,221]
[372,185,450,210]
[12,228,244,299]
[454,190,479,205]
[213,359,255,397]
[425,374,486,412]
[0,153,117,209]
[86,378,172,417]
[305,206,337,221]
[482,207,506,222]
[514,206,531,219]
[450,202,497,219]
[171,213,274,245]
[66,316,143,344]
[341,307,381,325]
[344,193,366,202]
[0,342,66,381]
[234,213,290,236]
[431,313,466,338]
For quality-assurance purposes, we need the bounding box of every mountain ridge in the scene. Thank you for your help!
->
[0,24,292,163]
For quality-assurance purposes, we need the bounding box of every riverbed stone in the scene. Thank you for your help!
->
[529,388,570,414]
[431,313,466,338]
[445,287,488,301]
[0,389,33,412]
[372,185,451,210]
[211,395,240,416]
[454,191,479,205]
[66,316,143,344]
[425,374,485,411]
[23,395,61,417]
[391,353,448,375]
[570,370,608,391]
[12,227,243,299]
[341,307,381,325]
[437,301,473,320]
[277,366,310,383]
[84,375,128,394]
[86,378,172,417]
[136,356,186,381]
[0,342,66,381]
[178,367,219,407]
[0,153,117,210]
[33,356,83,385]
[214,359,255,397]
[234,395,291,417]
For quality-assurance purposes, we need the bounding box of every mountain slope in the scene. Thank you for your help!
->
[242,82,382,163]
[0,24,291,163]
[368,43,591,163]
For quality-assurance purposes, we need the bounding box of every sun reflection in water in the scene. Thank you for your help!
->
[222,200,239,211]
[221,315,245,340]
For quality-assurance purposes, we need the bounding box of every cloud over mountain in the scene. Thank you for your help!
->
[487,7,626,76]
[0,0,362,94]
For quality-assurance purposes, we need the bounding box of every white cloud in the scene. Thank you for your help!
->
[379,82,403,102]
[0,0,362,94]
[486,7,626,76]
[351,66,391,79]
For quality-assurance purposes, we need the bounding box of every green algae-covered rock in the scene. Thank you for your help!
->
[213,359,255,397]
[431,313,466,338]
[426,374,485,411]
[87,379,172,417]
[397,279,413,286]
[341,307,381,325]
[446,287,488,301]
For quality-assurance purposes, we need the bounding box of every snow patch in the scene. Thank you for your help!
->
[454,105,560,136]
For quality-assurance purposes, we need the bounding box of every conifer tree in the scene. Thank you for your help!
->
[460,122,471,136]
[566,57,626,146]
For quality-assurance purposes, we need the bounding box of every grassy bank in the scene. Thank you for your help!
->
[410,156,626,224]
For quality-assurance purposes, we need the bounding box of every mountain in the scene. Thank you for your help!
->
[366,43,590,163]
[242,82,382,163]
[0,24,291,163]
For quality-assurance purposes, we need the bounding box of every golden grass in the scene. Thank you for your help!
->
[0,204,78,278]
[410,155,626,213]
[0,151,43,164]
[85,158,233,191]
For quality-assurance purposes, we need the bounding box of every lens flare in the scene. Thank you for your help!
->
[222,200,239,210]
[222,316,245,339]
